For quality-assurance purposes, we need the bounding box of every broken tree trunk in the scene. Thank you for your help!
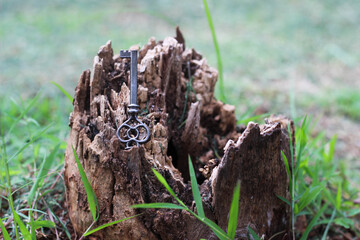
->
[64,29,294,240]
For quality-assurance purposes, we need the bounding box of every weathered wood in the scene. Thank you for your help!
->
[64,29,293,240]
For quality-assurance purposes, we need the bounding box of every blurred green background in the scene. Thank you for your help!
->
[1,0,359,163]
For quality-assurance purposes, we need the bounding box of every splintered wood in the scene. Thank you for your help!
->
[64,29,293,240]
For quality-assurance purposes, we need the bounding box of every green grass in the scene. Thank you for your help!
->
[1,0,360,239]
[278,116,360,238]
[0,94,70,239]
[72,147,99,222]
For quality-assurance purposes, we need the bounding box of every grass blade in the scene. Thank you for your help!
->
[227,181,240,240]
[152,168,187,208]
[247,225,261,240]
[132,203,185,209]
[72,146,99,221]
[203,0,226,102]
[300,203,328,240]
[28,143,60,204]
[324,135,337,163]
[281,150,292,193]
[297,185,324,213]
[51,81,73,103]
[1,134,20,239]
[47,204,71,240]
[84,214,140,236]
[188,157,205,218]
[13,212,31,240]
[336,182,342,210]
[276,195,291,206]
[348,209,360,217]
[333,217,353,228]
[0,218,11,240]
[30,210,35,240]
[32,220,55,229]
[321,207,336,240]
[287,123,295,236]
[323,188,336,207]
[202,218,229,240]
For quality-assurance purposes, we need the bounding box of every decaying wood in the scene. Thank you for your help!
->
[64,29,294,240]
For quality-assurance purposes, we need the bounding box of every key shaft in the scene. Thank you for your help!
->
[120,50,138,113]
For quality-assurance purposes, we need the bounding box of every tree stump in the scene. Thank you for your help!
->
[64,29,294,240]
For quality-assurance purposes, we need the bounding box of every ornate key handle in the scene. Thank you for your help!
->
[116,50,150,149]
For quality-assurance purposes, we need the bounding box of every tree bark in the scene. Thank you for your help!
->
[64,29,294,240]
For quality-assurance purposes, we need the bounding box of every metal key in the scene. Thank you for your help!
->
[116,50,150,149]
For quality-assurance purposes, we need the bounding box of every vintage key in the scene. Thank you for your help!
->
[116,50,150,149]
